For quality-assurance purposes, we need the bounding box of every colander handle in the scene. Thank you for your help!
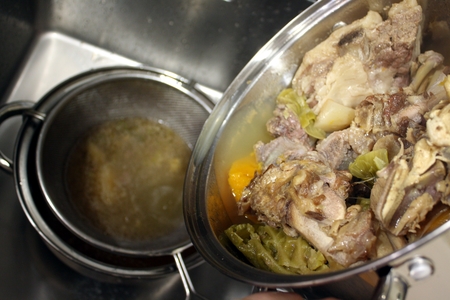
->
[0,101,37,174]
[173,251,209,300]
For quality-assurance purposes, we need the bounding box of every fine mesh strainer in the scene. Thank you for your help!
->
[0,67,216,298]
[35,67,214,257]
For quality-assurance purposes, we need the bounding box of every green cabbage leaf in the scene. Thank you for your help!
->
[349,149,389,180]
[224,223,329,275]
[276,88,326,140]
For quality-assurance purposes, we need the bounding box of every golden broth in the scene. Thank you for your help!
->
[66,117,191,241]
[214,96,274,224]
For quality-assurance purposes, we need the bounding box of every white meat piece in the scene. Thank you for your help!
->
[292,0,422,115]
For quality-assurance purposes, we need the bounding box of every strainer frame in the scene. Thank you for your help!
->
[34,66,215,257]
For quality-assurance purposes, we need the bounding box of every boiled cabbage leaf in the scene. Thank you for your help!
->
[349,149,389,180]
[276,88,326,140]
[224,223,329,275]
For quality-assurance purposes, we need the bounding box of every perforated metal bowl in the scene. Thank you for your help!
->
[34,67,213,256]
[0,66,213,281]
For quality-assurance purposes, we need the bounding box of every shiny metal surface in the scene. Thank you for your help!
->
[0,66,219,289]
[0,101,36,173]
[173,252,208,300]
[184,0,450,299]
[31,67,212,257]
[0,32,252,300]
[0,0,315,298]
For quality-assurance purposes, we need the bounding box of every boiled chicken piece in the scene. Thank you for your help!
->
[255,92,356,172]
[369,100,450,236]
[292,10,382,112]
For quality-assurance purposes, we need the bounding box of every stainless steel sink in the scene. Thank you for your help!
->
[0,0,314,299]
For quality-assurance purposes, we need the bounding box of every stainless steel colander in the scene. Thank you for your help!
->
[0,67,215,297]
[34,67,213,256]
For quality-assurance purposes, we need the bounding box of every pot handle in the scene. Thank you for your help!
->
[372,255,436,300]
[372,268,408,300]
[0,101,39,174]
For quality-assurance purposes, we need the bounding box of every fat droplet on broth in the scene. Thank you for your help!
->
[66,117,191,241]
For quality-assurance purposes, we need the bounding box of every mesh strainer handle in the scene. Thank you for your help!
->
[0,101,38,174]
[173,251,209,300]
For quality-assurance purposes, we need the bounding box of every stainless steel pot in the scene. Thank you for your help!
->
[183,0,450,299]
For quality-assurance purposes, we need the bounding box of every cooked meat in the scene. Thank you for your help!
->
[316,130,355,170]
[292,0,422,115]
[231,0,450,272]
[267,103,312,143]
[292,10,383,112]
[254,92,318,169]
[239,157,351,230]
[353,92,427,141]
[425,101,450,207]
[370,139,446,236]
[355,98,450,236]
[327,207,377,266]
[410,51,445,93]
[238,160,299,228]
[260,116,356,172]
[289,203,376,267]
[427,102,450,147]
[253,137,310,170]
[237,155,376,266]
[347,126,376,155]
[368,0,422,82]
